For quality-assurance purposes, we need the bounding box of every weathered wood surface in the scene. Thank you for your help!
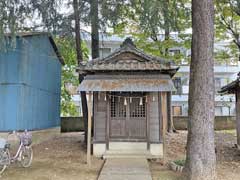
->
[161,92,168,163]
[109,95,147,139]
[87,92,92,167]
[148,92,161,142]
[94,92,107,142]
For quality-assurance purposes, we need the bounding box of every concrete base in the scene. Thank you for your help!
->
[93,143,106,157]
[150,143,163,157]
[93,142,163,158]
[109,142,147,151]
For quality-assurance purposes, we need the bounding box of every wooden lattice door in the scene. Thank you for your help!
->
[110,93,147,140]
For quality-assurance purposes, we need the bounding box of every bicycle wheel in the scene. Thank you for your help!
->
[20,146,33,168]
[0,149,10,175]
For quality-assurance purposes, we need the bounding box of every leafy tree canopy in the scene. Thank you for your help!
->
[215,0,240,63]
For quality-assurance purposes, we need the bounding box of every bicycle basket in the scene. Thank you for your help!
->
[20,133,32,146]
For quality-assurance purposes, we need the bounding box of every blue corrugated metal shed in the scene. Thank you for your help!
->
[0,32,63,131]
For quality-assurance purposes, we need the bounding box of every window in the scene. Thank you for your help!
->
[173,77,182,95]
[110,96,126,118]
[215,106,223,116]
[169,49,181,56]
[215,106,230,116]
[100,48,111,58]
[130,98,146,118]
[182,85,189,94]
[222,106,230,116]
[215,78,221,92]
[172,106,182,116]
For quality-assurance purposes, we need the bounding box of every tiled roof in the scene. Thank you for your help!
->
[78,74,176,92]
[219,74,240,94]
[78,38,178,75]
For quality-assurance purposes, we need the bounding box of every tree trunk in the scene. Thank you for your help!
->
[90,0,99,59]
[90,0,99,139]
[164,0,172,132]
[162,0,170,55]
[236,90,240,146]
[164,27,170,56]
[185,0,216,180]
[73,0,88,144]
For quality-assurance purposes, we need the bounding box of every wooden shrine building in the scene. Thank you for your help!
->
[220,73,240,147]
[78,38,178,159]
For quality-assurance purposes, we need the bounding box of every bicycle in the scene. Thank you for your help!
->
[0,130,33,175]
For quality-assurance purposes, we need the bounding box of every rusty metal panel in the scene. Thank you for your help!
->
[78,74,176,92]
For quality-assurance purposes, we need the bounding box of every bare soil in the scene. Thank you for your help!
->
[150,130,240,180]
[0,129,104,180]
[1,129,240,180]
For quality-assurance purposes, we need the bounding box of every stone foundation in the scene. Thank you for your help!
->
[93,142,163,158]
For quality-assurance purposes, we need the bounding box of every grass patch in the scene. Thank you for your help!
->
[216,129,236,135]
[173,159,185,166]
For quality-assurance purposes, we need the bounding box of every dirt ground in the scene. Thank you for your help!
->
[0,128,104,180]
[150,130,240,180]
[1,129,240,180]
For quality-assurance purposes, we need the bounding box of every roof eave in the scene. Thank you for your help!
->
[4,32,65,66]
[219,79,239,94]
[48,36,65,65]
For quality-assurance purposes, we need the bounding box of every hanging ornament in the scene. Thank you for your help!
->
[152,95,156,102]
[145,96,148,103]
[139,97,143,106]
[104,93,107,101]
[112,95,115,102]
[98,92,101,100]
[118,96,120,102]
[124,97,127,106]
[130,97,132,103]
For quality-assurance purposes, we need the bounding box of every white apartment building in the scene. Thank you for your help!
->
[73,33,239,116]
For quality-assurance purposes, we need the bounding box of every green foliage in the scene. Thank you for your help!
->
[104,0,192,64]
[55,37,89,116]
[174,159,186,166]
[215,0,240,63]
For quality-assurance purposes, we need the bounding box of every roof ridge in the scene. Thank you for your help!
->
[88,38,171,65]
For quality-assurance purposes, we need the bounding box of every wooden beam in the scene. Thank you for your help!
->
[87,91,92,168]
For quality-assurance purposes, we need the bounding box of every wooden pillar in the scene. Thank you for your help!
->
[167,92,173,133]
[106,93,110,150]
[236,90,240,146]
[147,94,150,150]
[161,92,167,164]
[87,91,93,167]
[158,92,162,142]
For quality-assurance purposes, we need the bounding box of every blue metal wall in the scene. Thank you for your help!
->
[0,35,61,131]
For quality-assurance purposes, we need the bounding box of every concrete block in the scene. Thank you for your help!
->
[150,143,163,157]
[93,143,106,157]
[109,142,147,151]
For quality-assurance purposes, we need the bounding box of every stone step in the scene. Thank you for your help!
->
[103,150,157,159]
[109,142,147,151]
[98,158,152,180]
